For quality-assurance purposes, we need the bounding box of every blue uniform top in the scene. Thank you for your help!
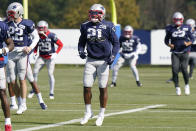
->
[0,21,10,68]
[78,20,120,60]
[7,19,35,47]
[190,30,196,52]
[119,35,140,53]
[38,32,58,56]
[164,24,194,53]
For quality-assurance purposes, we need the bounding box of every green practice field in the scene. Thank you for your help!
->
[1,66,196,131]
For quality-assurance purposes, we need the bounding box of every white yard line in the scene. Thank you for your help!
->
[15,104,165,131]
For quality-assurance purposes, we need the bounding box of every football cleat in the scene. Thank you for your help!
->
[10,104,18,110]
[5,124,12,131]
[16,104,27,114]
[49,94,54,99]
[136,81,142,87]
[110,82,116,87]
[28,90,35,98]
[95,114,104,126]
[80,112,93,125]
[185,85,190,95]
[176,87,181,96]
[40,103,47,110]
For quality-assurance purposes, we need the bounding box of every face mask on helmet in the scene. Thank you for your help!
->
[89,4,105,23]
[6,2,24,21]
[123,25,133,38]
[37,21,48,35]
[89,10,104,23]
[173,12,184,26]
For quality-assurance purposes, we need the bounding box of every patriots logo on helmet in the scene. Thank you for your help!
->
[12,5,17,9]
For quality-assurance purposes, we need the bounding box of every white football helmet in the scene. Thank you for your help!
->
[173,12,184,26]
[123,25,133,38]
[89,4,106,23]
[6,2,24,21]
[37,20,48,35]
[186,18,195,29]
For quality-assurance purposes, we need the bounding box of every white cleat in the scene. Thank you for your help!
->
[80,112,93,125]
[16,104,27,114]
[185,85,190,95]
[10,104,18,110]
[96,114,104,126]
[28,91,35,98]
[176,87,181,96]
[49,94,54,99]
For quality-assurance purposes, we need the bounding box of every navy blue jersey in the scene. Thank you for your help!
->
[164,24,194,52]
[37,32,57,57]
[190,30,196,52]
[78,20,120,60]
[7,19,35,47]
[0,21,10,67]
[119,35,140,53]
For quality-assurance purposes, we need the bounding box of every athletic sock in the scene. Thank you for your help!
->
[10,96,16,105]
[5,118,11,125]
[36,93,44,103]
[85,104,92,113]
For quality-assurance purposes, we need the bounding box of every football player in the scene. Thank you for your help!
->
[30,20,63,99]
[0,20,14,131]
[164,12,194,96]
[6,2,39,114]
[78,4,120,126]
[110,25,142,87]
[186,19,196,79]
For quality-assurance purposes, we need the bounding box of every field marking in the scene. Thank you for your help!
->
[15,104,165,131]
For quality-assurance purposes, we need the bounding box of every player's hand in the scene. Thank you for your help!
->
[184,41,192,46]
[50,53,57,60]
[168,43,174,49]
[79,51,86,59]
[107,55,115,65]
[0,48,9,55]
[23,46,32,54]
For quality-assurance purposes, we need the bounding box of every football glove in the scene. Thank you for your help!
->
[79,51,87,59]
[51,53,57,60]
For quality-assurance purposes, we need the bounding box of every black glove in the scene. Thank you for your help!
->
[107,55,115,65]
[79,51,87,59]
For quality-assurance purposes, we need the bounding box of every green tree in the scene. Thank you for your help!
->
[61,0,140,29]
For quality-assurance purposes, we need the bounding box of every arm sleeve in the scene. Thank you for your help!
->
[34,44,38,54]
[55,39,63,54]
[187,28,194,43]
[29,29,39,49]
[78,24,87,53]
[164,26,171,45]
[109,24,120,57]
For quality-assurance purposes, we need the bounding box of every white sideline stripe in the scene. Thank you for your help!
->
[16,104,165,131]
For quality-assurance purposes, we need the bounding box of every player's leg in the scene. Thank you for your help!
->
[188,58,194,79]
[0,68,12,130]
[181,53,190,95]
[27,62,47,109]
[171,53,181,95]
[46,59,55,99]
[110,57,125,87]
[16,55,28,114]
[33,57,45,83]
[80,58,96,125]
[6,60,20,109]
[129,54,142,87]
[96,60,109,126]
